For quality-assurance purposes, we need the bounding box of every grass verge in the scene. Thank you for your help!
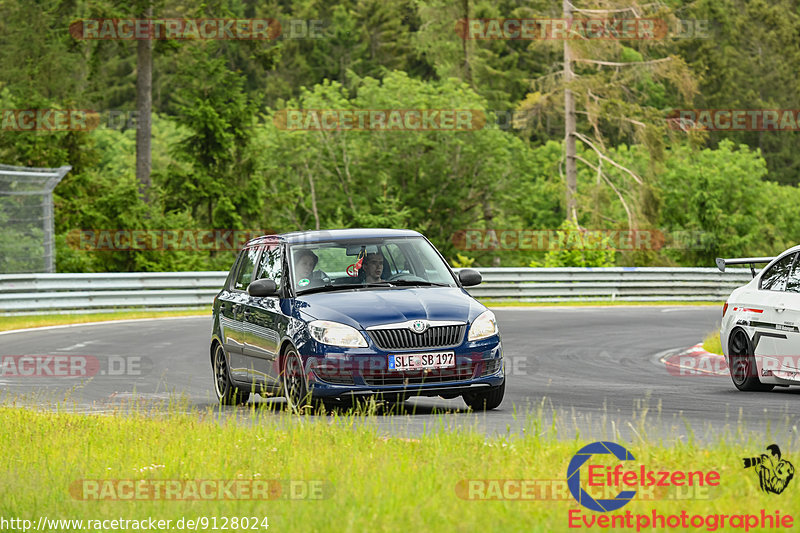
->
[702,329,723,355]
[481,300,722,307]
[0,309,211,332]
[0,303,718,332]
[0,403,794,532]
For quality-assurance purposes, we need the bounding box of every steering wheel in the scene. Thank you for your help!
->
[387,273,426,282]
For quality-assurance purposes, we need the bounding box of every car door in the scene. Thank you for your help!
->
[241,243,285,388]
[226,245,263,382]
[769,253,800,372]
[750,252,797,372]
[216,252,243,357]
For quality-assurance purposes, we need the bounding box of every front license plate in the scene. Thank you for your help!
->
[388,352,455,371]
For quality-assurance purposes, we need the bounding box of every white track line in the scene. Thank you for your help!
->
[0,315,208,336]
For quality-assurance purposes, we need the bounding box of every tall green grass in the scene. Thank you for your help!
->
[0,400,795,532]
[702,330,723,355]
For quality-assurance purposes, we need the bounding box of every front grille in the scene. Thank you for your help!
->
[369,325,466,350]
[362,365,475,386]
[481,358,502,376]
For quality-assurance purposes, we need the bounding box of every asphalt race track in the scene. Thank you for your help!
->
[2,307,799,440]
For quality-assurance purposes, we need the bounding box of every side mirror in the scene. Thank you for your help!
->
[458,268,482,287]
[247,278,278,297]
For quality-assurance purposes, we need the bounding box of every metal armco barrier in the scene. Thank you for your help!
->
[0,268,752,314]
[466,267,752,301]
[0,272,227,314]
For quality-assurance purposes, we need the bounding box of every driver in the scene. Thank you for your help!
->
[294,249,325,288]
[363,252,384,283]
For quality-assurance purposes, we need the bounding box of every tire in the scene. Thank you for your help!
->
[281,347,311,408]
[728,328,774,392]
[463,379,505,410]
[213,343,249,405]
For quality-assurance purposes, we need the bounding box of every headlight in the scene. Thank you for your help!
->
[308,320,367,348]
[468,310,498,341]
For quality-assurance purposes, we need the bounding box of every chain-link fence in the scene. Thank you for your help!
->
[0,164,71,273]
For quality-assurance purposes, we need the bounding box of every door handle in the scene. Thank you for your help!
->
[776,303,786,313]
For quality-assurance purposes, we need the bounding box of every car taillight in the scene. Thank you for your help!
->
[722,302,728,317]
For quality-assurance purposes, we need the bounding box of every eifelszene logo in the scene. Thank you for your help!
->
[567,441,637,512]
[566,441,720,513]
[743,444,794,495]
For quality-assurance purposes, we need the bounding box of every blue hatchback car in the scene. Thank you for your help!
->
[210,229,504,410]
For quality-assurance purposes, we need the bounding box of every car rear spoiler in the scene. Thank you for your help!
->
[715,257,774,277]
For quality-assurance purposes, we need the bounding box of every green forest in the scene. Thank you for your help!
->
[1,0,799,272]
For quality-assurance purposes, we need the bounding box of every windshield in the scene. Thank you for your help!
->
[288,236,457,294]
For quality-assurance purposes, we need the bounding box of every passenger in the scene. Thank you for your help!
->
[363,252,385,283]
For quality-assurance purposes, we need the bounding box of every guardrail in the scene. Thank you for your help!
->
[0,268,750,314]
[0,272,227,314]
[467,267,751,301]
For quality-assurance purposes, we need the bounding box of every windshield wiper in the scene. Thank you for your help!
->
[299,280,451,294]
[297,284,358,295]
[389,280,450,287]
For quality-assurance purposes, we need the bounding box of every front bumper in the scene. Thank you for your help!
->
[299,337,504,399]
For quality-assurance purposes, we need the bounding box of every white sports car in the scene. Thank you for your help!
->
[717,246,800,391]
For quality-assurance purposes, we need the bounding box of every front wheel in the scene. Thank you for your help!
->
[213,343,249,405]
[728,329,773,392]
[281,347,311,408]
[463,380,505,410]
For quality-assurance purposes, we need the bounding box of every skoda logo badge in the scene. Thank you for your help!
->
[411,320,428,334]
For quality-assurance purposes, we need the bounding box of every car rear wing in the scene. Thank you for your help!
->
[715,257,774,277]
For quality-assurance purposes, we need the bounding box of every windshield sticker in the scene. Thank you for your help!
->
[298,278,310,287]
